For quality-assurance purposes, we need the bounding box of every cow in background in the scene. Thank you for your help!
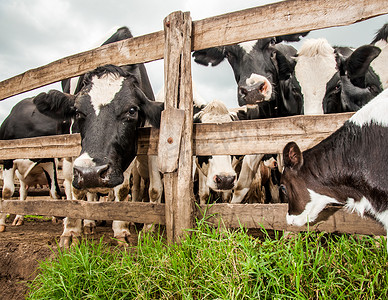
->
[193,100,238,204]
[280,88,388,250]
[0,98,67,232]
[34,64,164,247]
[293,38,382,114]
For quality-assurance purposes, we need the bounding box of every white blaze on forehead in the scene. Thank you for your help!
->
[194,99,233,123]
[238,41,257,54]
[295,38,337,115]
[73,153,96,168]
[245,73,272,101]
[88,73,124,115]
[349,88,388,127]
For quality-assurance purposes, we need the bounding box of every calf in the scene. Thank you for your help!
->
[280,88,388,248]
[193,100,238,204]
[34,64,164,247]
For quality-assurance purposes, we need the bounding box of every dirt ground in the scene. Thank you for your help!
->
[0,216,139,300]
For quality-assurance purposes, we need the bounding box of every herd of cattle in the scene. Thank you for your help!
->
[0,23,387,247]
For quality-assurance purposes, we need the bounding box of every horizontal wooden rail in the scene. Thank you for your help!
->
[1,0,386,101]
[0,112,353,160]
[1,199,384,235]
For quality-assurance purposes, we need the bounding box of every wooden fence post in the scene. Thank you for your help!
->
[158,11,195,244]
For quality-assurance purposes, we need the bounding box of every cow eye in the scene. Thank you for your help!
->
[122,107,138,121]
[75,110,86,120]
[279,184,287,194]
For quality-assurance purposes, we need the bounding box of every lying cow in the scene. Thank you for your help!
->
[0,98,66,232]
[280,88,388,249]
[34,64,164,247]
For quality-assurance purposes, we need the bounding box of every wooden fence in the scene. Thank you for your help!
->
[0,0,387,243]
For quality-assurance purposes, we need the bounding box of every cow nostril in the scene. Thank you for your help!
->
[214,175,222,184]
[96,164,110,180]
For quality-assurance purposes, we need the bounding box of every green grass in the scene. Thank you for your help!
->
[27,218,387,300]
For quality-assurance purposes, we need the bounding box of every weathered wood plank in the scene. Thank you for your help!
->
[0,31,164,101]
[0,199,165,224]
[139,112,354,155]
[1,199,384,236]
[158,108,185,173]
[1,0,386,101]
[0,113,353,160]
[198,203,386,236]
[161,11,195,243]
[192,0,388,49]
[0,134,81,159]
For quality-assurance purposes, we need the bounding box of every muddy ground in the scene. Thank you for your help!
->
[0,216,139,300]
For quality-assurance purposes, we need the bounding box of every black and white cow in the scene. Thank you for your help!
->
[294,38,382,114]
[193,34,305,117]
[280,88,388,250]
[0,98,67,231]
[193,100,238,204]
[34,64,164,247]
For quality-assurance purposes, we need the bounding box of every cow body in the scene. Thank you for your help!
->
[0,98,64,231]
[280,88,388,248]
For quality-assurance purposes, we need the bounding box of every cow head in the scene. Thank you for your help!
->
[323,45,382,113]
[194,100,237,192]
[34,65,163,193]
[193,34,306,118]
[279,142,313,225]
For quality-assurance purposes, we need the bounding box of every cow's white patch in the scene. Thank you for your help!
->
[73,153,96,168]
[89,74,124,115]
[346,196,388,229]
[349,88,388,127]
[286,189,340,226]
[245,74,272,100]
[371,40,388,89]
[238,41,257,54]
[295,38,337,115]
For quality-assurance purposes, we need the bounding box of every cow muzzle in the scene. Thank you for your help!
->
[72,164,124,190]
[213,174,236,191]
[238,75,272,106]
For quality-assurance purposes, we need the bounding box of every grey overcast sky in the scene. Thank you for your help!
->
[0,0,387,124]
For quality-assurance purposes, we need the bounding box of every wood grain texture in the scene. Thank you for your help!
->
[161,11,195,243]
[1,199,384,236]
[197,203,386,236]
[0,113,353,160]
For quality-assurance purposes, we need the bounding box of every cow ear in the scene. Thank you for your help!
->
[192,47,226,66]
[283,142,303,170]
[135,87,164,128]
[33,90,76,120]
[345,45,381,88]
